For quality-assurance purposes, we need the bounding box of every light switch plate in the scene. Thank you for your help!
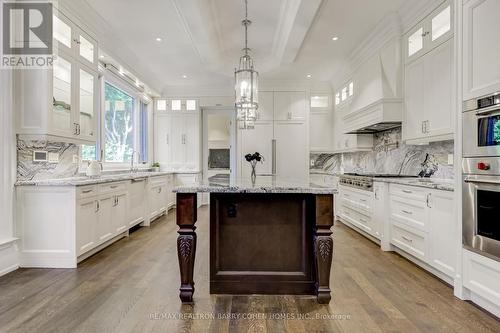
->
[447,154,454,165]
[48,152,59,163]
[33,151,48,162]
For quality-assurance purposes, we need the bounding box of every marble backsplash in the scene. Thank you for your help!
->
[311,128,455,179]
[17,137,79,181]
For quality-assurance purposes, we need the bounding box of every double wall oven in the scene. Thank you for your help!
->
[463,93,500,261]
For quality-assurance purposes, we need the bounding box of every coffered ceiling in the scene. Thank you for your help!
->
[75,0,412,93]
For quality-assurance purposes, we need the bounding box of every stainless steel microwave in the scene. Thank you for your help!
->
[463,93,500,157]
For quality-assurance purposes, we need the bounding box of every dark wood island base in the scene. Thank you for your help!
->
[176,191,334,304]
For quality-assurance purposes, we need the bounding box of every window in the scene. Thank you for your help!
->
[335,93,340,105]
[349,82,354,96]
[81,145,97,161]
[310,95,329,108]
[104,83,135,163]
[186,99,197,111]
[157,99,167,111]
[171,99,181,111]
[341,87,347,101]
[139,101,148,163]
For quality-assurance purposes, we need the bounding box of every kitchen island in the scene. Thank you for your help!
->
[173,177,336,304]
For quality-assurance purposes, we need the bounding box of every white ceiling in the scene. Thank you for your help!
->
[82,0,413,93]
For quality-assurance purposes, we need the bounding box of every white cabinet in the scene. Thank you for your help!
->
[155,112,200,172]
[166,174,175,209]
[113,192,128,234]
[238,91,309,181]
[156,98,199,112]
[76,198,98,256]
[128,179,147,227]
[388,184,455,278]
[239,121,274,178]
[256,91,274,121]
[274,92,307,121]
[404,38,454,143]
[310,94,334,152]
[149,177,168,219]
[275,122,308,180]
[427,190,455,277]
[338,185,378,239]
[15,10,98,143]
[404,0,453,64]
[463,0,500,100]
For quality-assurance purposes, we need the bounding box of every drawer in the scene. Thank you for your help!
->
[176,174,198,185]
[340,189,373,215]
[391,222,427,261]
[98,182,127,194]
[76,185,98,199]
[390,184,427,201]
[341,206,372,234]
[149,176,168,187]
[389,196,428,231]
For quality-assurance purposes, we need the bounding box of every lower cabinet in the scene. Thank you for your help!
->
[389,184,456,279]
[76,198,98,256]
[128,178,147,227]
[149,178,168,219]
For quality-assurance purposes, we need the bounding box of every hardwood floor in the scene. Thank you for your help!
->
[0,206,498,333]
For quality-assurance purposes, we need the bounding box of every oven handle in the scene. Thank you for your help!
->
[475,105,500,116]
[464,178,500,185]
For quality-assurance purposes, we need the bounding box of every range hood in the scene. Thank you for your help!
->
[342,39,403,134]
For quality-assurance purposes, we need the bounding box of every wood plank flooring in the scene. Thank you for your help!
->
[0,206,498,333]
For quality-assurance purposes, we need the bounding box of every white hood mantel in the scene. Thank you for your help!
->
[342,38,403,134]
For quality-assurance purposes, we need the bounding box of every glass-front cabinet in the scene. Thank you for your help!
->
[15,9,98,143]
[404,0,453,63]
[155,99,199,112]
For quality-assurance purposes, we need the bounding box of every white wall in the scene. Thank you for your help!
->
[0,67,19,276]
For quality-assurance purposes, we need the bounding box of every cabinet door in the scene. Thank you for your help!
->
[76,29,98,69]
[404,56,426,140]
[128,180,146,226]
[149,186,161,218]
[51,53,75,137]
[405,24,427,63]
[76,199,97,256]
[429,1,453,50]
[53,12,73,55]
[76,64,98,142]
[157,185,167,213]
[155,114,172,168]
[463,0,500,100]
[113,193,128,234]
[428,190,456,277]
[96,196,114,244]
[274,92,306,121]
[256,91,274,121]
[170,114,185,170]
[426,39,454,138]
[239,121,274,178]
[274,121,308,181]
[184,113,200,171]
[310,111,333,152]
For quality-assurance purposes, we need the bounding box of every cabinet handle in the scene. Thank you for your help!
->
[426,193,432,208]
[110,185,118,189]
[359,218,368,223]
[166,134,169,145]
[82,189,93,194]
[95,200,100,212]
[402,236,413,243]
[73,123,78,135]
[421,121,425,134]
[421,31,430,37]
[426,120,430,134]
[401,210,413,215]
[359,199,367,202]
[402,189,412,194]
[158,187,162,193]
[374,190,378,200]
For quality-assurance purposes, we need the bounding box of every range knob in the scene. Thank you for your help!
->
[477,162,490,170]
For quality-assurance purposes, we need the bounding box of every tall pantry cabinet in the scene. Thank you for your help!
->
[238,91,309,181]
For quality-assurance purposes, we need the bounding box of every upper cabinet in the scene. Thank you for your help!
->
[15,10,98,144]
[155,98,199,113]
[404,0,453,64]
[256,91,274,121]
[310,94,334,152]
[463,0,500,100]
[273,92,307,121]
[403,0,454,144]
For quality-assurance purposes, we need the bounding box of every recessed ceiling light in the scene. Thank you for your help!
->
[156,37,162,42]
[182,75,188,79]
[307,74,312,78]
[332,36,339,41]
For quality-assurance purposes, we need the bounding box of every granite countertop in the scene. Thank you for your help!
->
[15,171,189,186]
[372,177,455,191]
[174,176,337,194]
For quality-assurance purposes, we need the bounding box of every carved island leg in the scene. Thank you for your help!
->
[314,194,334,304]
[176,192,197,303]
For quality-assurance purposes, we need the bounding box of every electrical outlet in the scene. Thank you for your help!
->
[310,159,315,167]
[48,152,59,163]
[73,154,80,163]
